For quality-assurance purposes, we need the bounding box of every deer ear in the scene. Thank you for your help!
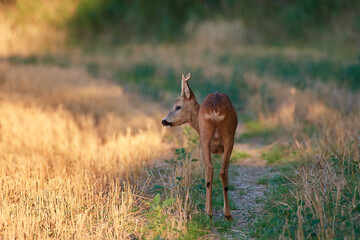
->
[181,73,192,99]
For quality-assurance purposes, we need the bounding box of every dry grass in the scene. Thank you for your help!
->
[243,72,360,133]
[244,73,360,238]
[287,114,360,239]
[0,0,76,56]
[0,62,203,239]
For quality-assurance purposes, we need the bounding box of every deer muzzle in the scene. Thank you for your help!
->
[161,119,173,127]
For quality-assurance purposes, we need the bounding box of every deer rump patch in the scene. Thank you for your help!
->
[204,110,225,121]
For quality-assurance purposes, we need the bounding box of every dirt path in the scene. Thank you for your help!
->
[228,142,272,239]
[208,141,273,239]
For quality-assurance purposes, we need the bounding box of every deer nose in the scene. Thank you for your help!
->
[162,119,172,127]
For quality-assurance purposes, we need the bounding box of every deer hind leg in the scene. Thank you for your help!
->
[220,136,235,220]
[199,120,215,217]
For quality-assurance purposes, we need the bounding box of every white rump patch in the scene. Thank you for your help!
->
[204,110,225,121]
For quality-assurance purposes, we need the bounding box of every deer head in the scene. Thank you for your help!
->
[162,73,198,128]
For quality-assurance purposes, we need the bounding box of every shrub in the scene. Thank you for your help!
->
[67,0,360,44]
[68,0,221,43]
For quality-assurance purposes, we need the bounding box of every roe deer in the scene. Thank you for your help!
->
[162,73,237,220]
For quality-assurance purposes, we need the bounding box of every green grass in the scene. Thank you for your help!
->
[183,214,235,239]
[257,176,271,186]
[181,155,240,239]
[182,215,212,239]
[212,155,237,212]
[237,121,281,143]
[86,62,100,77]
[261,146,286,164]
[230,151,252,162]
[152,147,241,239]
[224,53,360,90]
[186,214,236,237]
[250,163,298,239]
[251,156,360,239]
[8,44,360,116]
[112,63,247,109]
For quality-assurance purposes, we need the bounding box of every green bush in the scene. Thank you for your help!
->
[68,0,222,43]
[67,0,360,44]
[341,64,360,89]
[235,0,360,42]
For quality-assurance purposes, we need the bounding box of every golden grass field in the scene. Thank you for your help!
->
[0,62,206,239]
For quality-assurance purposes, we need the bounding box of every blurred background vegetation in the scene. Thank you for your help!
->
[1,0,360,239]
[2,0,360,45]
[69,0,360,45]
[68,0,360,44]
[2,0,359,92]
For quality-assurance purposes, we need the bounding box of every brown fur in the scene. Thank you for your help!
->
[162,73,237,220]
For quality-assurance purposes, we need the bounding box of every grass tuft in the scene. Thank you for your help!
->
[261,146,286,164]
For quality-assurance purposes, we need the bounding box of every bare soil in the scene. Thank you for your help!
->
[228,143,272,239]
[206,141,273,239]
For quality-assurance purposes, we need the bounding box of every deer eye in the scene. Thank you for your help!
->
[176,106,181,110]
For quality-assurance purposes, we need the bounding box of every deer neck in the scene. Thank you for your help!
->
[188,100,200,134]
